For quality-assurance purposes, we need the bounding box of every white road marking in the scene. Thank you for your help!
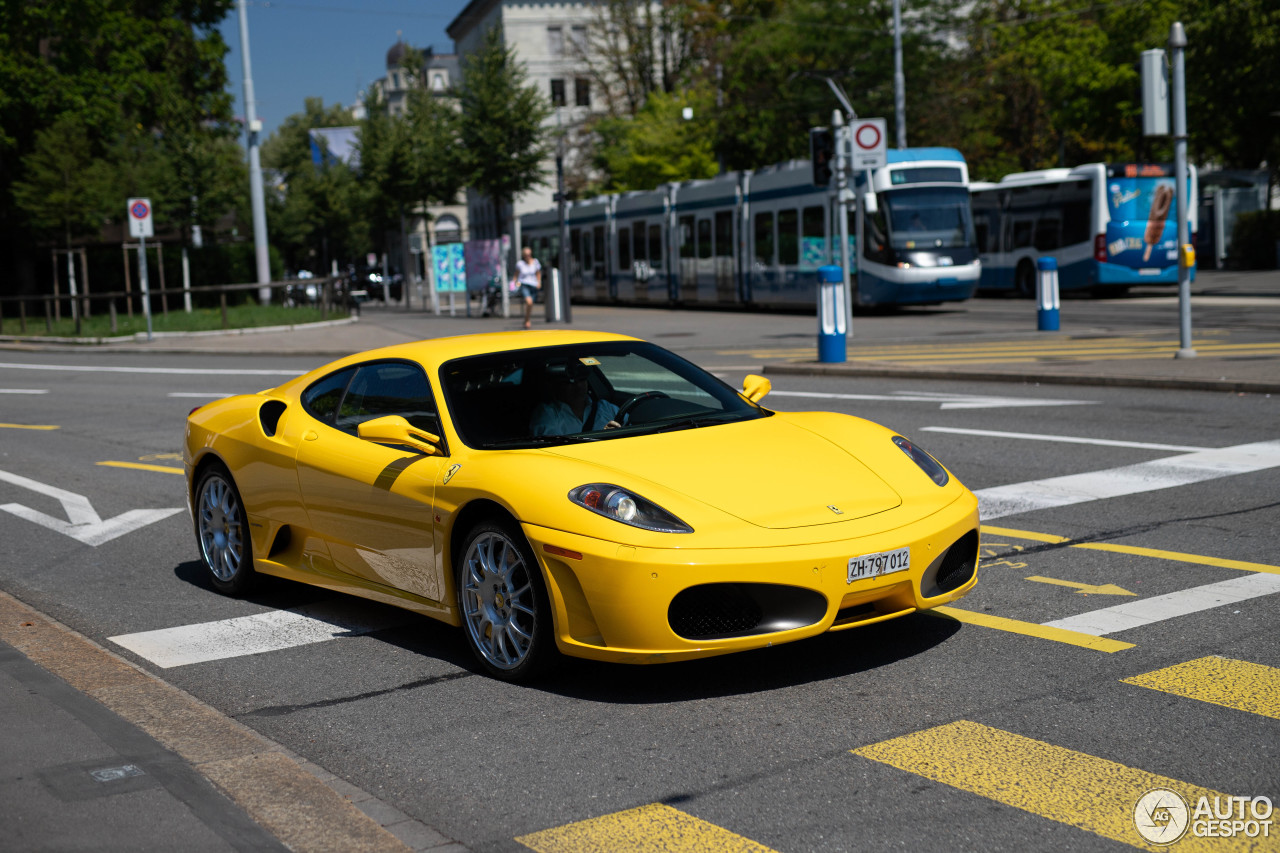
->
[168,392,232,399]
[0,389,48,394]
[0,362,301,376]
[975,440,1280,520]
[769,390,1096,410]
[0,468,182,546]
[1042,573,1280,635]
[919,426,1208,453]
[109,601,410,668]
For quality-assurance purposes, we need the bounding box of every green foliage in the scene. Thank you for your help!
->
[591,87,719,191]
[9,115,114,245]
[0,0,237,294]
[455,26,552,234]
[262,98,363,273]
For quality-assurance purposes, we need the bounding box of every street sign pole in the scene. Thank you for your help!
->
[832,111,853,322]
[128,198,155,342]
[138,233,153,342]
[1170,22,1195,359]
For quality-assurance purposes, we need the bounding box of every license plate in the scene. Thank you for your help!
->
[847,547,910,584]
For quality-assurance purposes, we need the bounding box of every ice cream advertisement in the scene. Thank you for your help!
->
[1104,170,1190,270]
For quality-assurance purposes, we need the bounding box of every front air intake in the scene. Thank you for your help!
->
[919,529,979,598]
[668,583,826,640]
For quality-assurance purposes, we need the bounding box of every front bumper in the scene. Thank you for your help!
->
[524,492,979,663]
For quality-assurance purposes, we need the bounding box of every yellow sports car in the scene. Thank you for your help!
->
[184,331,978,681]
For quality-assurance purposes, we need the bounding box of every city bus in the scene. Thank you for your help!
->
[970,162,1198,295]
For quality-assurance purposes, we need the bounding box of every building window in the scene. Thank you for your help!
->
[574,78,590,108]
[570,25,586,54]
[547,26,563,57]
[550,79,566,107]
[431,72,445,92]
[390,71,399,90]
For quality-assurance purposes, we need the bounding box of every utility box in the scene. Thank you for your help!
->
[1141,49,1169,137]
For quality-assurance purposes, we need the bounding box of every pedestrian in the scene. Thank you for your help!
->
[514,247,542,329]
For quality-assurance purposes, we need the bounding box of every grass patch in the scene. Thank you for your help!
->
[0,303,334,338]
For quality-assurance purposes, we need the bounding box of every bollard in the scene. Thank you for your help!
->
[817,264,847,362]
[1036,256,1060,331]
[544,268,564,323]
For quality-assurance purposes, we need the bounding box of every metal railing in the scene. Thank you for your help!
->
[0,278,355,337]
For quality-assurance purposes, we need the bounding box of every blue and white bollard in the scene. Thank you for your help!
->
[1036,256,1060,331]
[817,264,847,362]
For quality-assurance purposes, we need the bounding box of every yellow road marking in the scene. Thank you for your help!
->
[1123,656,1280,720]
[932,606,1134,652]
[982,525,1068,544]
[515,803,777,853]
[96,461,185,475]
[1025,575,1136,596]
[0,423,59,430]
[852,720,1252,852]
[980,525,1280,576]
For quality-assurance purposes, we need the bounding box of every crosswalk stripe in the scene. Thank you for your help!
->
[515,803,777,853]
[1042,573,1280,636]
[852,720,1252,852]
[1122,656,1280,720]
[975,440,1280,520]
[109,600,409,668]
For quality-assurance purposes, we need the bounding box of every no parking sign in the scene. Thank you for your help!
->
[850,119,887,170]
[127,197,154,238]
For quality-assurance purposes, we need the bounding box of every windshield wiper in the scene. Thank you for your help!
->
[642,413,744,434]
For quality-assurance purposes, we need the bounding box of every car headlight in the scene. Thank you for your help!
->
[892,436,949,486]
[568,484,693,533]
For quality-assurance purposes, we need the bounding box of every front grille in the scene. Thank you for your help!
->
[669,584,763,639]
[935,529,978,593]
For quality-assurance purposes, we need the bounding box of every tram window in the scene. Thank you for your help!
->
[633,221,647,261]
[618,226,632,269]
[697,218,712,259]
[754,211,774,264]
[802,206,825,267]
[715,211,733,257]
[593,226,605,274]
[679,215,694,258]
[649,224,662,264]
[1034,215,1060,251]
[570,229,582,272]
[778,208,798,265]
[1061,201,1091,246]
[1011,219,1034,250]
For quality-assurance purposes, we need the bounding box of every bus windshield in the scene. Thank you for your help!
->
[882,186,976,250]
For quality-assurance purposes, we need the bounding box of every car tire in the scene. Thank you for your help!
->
[456,517,555,681]
[194,464,256,596]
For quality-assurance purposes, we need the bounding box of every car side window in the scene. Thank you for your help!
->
[301,367,356,424]
[334,362,441,438]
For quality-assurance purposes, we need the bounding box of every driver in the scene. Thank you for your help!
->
[529,361,620,436]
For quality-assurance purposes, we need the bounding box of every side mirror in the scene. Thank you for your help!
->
[357,415,441,456]
[741,374,771,403]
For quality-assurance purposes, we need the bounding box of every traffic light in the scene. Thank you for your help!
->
[810,127,834,186]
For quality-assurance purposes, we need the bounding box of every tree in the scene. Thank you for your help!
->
[9,115,114,250]
[591,87,719,192]
[262,98,363,274]
[455,25,552,241]
[0,0,237,294]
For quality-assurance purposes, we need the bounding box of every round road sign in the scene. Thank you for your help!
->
[130,200,150,220]
[854,123,882,152]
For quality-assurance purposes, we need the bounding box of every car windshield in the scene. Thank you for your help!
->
[440,341,769,449]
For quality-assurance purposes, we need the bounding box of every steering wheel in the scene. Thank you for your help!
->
[614,391,669,424]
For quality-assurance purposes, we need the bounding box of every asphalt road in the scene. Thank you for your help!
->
[1,343,1276,851]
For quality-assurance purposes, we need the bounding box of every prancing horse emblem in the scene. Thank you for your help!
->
[444,464,462,484]
[827,505,843,515]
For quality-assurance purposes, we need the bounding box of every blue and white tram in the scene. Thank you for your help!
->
[519,147,979,309]
[853,148,980,306]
